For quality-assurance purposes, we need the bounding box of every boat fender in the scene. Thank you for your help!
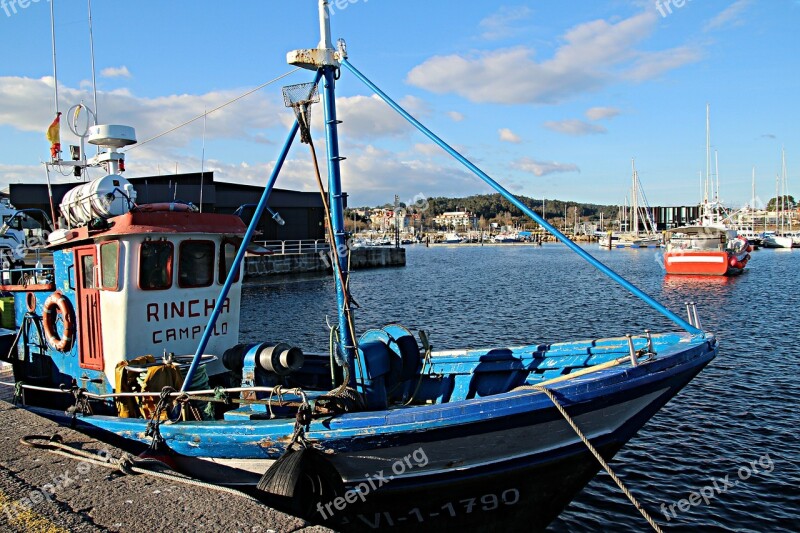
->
[42,291,75,352]
[256,446,344,519]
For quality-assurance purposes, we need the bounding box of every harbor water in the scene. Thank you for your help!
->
[240,244,799,532]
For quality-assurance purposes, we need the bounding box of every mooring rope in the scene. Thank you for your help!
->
[19,434,259,502]
[534,385,664,533]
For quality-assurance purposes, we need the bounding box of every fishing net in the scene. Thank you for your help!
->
[282,82,319,144]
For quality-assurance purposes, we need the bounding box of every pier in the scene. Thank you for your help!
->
[245,244,405,278]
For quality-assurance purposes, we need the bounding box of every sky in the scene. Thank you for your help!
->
[0,0,797,209]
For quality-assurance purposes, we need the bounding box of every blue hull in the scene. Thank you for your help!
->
[25,332,715,531]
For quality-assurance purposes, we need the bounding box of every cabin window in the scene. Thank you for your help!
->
[178,240,214,288]
[139,240,173,290]
[100,241,119,290]
[218,239,241,284]
[81,254,96,289]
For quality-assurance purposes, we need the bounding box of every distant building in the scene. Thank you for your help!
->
[650,206,701,229]
[367,208,409,232]
[8,171,341,242]
[433,210,477,231]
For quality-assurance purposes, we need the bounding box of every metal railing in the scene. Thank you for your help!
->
[250,239,330,255]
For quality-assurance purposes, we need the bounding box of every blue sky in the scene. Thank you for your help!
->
[0,0,797,208]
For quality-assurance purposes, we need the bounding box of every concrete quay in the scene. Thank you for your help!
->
[0,385,334,533]
[245,246,405,278]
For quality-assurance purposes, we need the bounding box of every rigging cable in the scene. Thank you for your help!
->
[125,68,301,152]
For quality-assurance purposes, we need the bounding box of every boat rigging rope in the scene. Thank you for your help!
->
[19,434,260,502]
[125,68,301,152]
[534,385,664,533]
[303,125,365,392]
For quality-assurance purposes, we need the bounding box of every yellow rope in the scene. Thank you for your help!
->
[534,385,665,533]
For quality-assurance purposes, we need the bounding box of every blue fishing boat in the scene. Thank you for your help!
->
[1,2,716,531]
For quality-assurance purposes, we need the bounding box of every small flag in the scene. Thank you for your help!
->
[46,112,62,160]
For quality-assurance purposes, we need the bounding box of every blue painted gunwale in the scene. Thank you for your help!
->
[65,332,714,459]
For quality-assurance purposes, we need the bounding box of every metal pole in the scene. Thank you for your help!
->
[49,0,59,115]
[341,58,700,335]
[321,66,357,380]
[180,119,302,392]
[87,0,99,125]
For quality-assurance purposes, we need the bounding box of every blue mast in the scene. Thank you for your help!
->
[287,0,357,378]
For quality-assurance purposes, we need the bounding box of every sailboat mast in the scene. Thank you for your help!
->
[631,158,639,236]
[714,149,720,203]
[782,147,790,232]
[705,104,710,205]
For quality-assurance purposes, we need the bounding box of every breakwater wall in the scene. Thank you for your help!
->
[244,247,406,278]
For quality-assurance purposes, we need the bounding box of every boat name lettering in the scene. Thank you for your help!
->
[146,298,231,322]
[151,322,228,344]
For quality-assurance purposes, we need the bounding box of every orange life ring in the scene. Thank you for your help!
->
[42,291,75,352]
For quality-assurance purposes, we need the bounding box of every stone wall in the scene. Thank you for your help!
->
[244,247,406,278]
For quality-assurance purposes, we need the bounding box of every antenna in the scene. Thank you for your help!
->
[200,110,206,213]
[49,0,59,114]
[87,0,99,126]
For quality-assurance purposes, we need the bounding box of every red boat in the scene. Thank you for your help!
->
[663,226,751,276]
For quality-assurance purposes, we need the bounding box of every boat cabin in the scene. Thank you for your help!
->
[1,187,246,397]
[665,225,736,251]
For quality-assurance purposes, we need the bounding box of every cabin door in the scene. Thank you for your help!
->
[75,246,104,370]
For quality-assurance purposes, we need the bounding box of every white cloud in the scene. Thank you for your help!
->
[479,6,533,40]
[513,157,580,177]
[498,128,522,143]
[626,46,703,81]
[447,111,465,122]
[543,119,606,136]
[407,11,700,105]
[413,143,442,156]
[585,106,620,121]
[295,94,425,141]
[705,0,751,31]
[100,66,132,78]
[0,76,283,154]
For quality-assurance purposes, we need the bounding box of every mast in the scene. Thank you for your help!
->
[288,0,356,381]
[714,149,720,204]
[705,104,710,207]
[631,158,638,236]
[782,147,789,232]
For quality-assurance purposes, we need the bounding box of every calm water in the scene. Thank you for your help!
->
[240,244,799,532]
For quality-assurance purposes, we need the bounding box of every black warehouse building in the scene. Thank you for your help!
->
[8,172,341,242]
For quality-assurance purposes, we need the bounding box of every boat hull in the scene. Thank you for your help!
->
[762,235,793,248]
[24,333,715,531]
[663,250,749,276]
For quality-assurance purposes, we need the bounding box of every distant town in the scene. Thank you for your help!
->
[345,193,798,239]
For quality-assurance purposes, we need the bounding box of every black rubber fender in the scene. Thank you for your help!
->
[257,446,344,519]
